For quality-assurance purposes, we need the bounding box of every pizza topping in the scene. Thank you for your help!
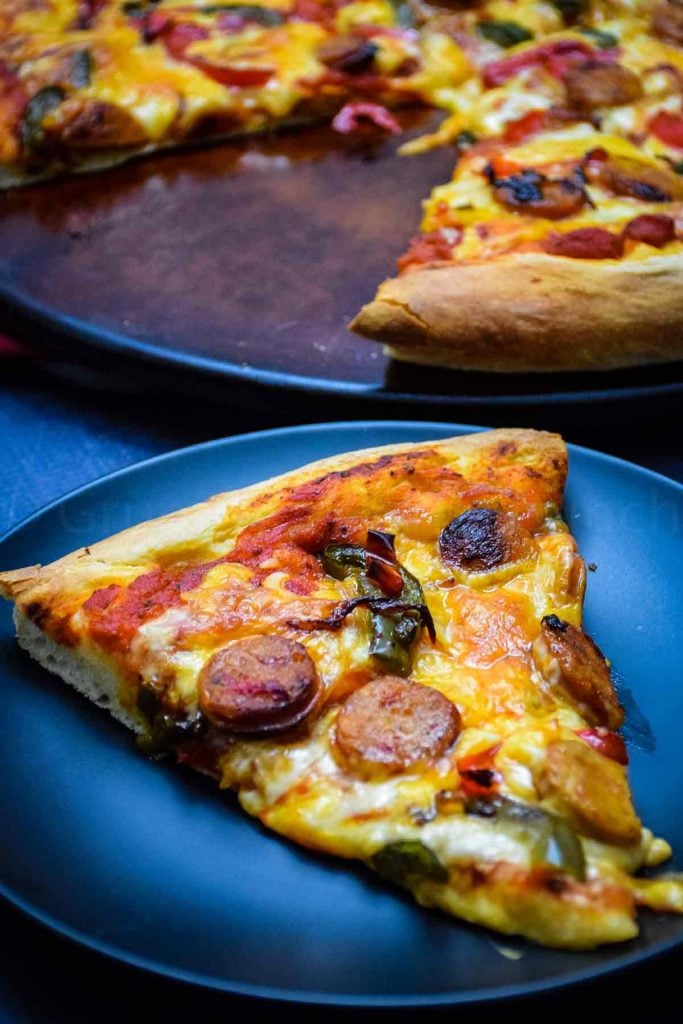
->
[476,21,534,50]
[198,635,321,733]
[488,167,588,220]
[334,676,461,776]
[564,61,643,112]
[583,150,683,202]
[141,14,275,86]
[292,532,435,675]
[550,0,587,25]
[331,102,402,136]
[316,36,378,74]
[370,840,448,885]
[652,1,683,47]
[539,739,641,846]
[532,615,624,729]
[542,227,624,259]
[396,227,463,272]
[502,108,594,145]
[439,508,533,573]
[71,50,94,90]
[465,797,586,880]
[135,688,208,760]
[20,87,65,154]
[580,27,618,51]
[71,0,106,30]
[456,743,501,800]
[575,728,629,766]
[43,99,149,150]
[482,40,597,88]
[625,214,676,247]
[213,5,286,28]
[648,109,683,150]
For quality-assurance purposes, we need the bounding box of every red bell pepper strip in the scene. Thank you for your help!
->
[457,744,502,800]
[575,728,629,765]
[648,110,683,150]
[482,39,615,88]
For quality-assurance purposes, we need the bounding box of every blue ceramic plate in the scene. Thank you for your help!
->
[1,422,682,1006]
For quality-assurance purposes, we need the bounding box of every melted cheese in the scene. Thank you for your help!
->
[419,128,683,263]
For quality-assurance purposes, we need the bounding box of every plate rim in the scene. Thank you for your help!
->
[2,281,682,409]
[1,419,682,1006]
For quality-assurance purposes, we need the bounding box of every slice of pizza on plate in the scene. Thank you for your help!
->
[1,428,681,948]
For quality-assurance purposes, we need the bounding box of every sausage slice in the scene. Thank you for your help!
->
[439,508,533,573]
[539,739,641,846]
[492,171,588,220]
[652,1,683,45]
[316,36,377,74]
[532,615,624,730]
[198,635,320,733]
[565,61,643,111]
[334,676,461,776]
[584,150,683,203]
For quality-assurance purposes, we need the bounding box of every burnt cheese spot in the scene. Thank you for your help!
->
[439,508,532,573]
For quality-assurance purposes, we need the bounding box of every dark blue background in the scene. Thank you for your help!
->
[1,359,682,1022]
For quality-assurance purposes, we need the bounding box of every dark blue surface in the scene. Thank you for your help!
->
[1,420,682,1009]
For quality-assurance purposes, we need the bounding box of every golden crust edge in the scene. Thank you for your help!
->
[350,253,683,372]
[0,428,566,606]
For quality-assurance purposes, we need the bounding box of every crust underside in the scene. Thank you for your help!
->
[350,253,683,372]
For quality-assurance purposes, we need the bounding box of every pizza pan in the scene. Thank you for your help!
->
[0,113,681,414]
[1,421,682,1006]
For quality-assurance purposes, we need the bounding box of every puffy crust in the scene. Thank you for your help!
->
[350,253,683,372]
[0,428,566,614]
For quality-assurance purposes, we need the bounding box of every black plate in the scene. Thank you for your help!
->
[1,116,681,413]
[1,421,682,1006]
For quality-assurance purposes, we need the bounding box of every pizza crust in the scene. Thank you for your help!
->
[350,252,683,372]
[13,609,142,732]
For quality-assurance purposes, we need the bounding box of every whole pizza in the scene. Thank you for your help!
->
[2,1,683,370]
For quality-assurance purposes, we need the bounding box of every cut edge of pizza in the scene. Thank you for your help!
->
[1,427,682,950]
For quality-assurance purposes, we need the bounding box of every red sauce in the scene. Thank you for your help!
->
[81,448,551,652]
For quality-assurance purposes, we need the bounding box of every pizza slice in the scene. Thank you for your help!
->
[1,428,682,949]
[351,125,683,369]
[0,0,471,185]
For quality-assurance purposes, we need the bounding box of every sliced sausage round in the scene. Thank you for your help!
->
[652,1,683,45]
[439,508,533,573]
[584,150,683,203]
[334,676,461,776]
[316,36,377,74]
[493,172,588,220]
[533,615,624,730]
[540,739,641,846]
[198,635,321,733]
[564,61,643,111]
